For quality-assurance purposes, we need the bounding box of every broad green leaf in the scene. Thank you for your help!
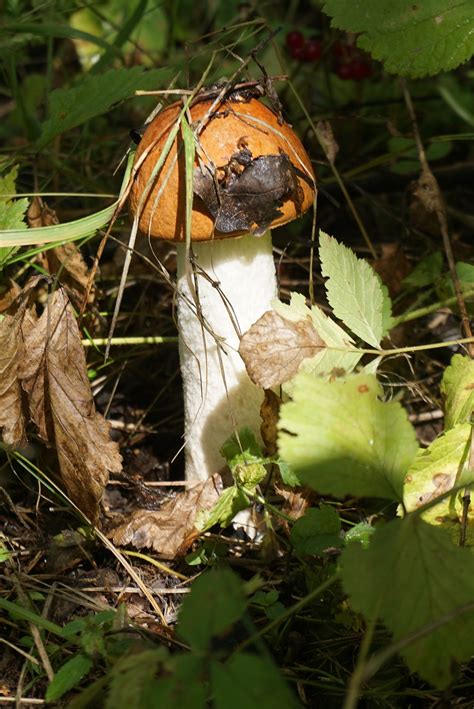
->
[402,252,443,289]
[46,653,93,702]
[322,0,474,78]
[38,66,171,148]
[211,653,300,709]
[319,232,388,347]
[278,373,418,501]
[291,505,342,555]
[403,424,473,543]
[341,516,474,687]
[441,355,474,429]
[178,568,248,652]
[106,649,170,709]
[142,656,206,709]
[273,293,362,382]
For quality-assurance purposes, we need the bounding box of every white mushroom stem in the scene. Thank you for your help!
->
[176,232,277,482]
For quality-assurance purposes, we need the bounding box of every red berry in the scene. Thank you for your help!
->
[290,45,305,61]
[336,63,354,80]
[303,39,323,62]
[286,31,305,50]
[349,59,373,80]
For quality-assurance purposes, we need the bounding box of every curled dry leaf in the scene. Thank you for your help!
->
[0,277,41,446]
[44,242,96,309]
[316,120,339,165]
[27,196,59,228]
[239,310,325,389]
[111,474,223,559]
[0,280,22,314]
[18,286,121,521]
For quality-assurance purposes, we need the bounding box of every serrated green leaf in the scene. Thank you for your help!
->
[211,653,300,709]
[291,505,342,556]
[178,569,248,652]
[220,427,263,470]
[106,649,169,709]
[46,653,93,702]
[278,373,418,501]
[273,293,362,381]
[441,355,474,429]
[403,424,473,543]
[344,522,375,548]
[0,166,27,261]
[402,252,443,289]
[322,0,474,78]
[341,515,474,687]
[195,485,250,532]
[319,232,388,347]
[38,66,171,148]
[141,655,206,709]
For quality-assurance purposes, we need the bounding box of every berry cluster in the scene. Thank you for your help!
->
[286,31,322,63]
[286,31,373,80]
[331,40,373,80]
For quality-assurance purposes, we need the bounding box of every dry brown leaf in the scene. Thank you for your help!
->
[0,278,40,447]
[274,481,314,522]
[239,310,325,389]
[19,287,121,521]
[111,474,224,559]
[27,196,59,228]
[372,243,411,297]
[316,120,339,165]
[45,242,96,308]
[0,280,22,314]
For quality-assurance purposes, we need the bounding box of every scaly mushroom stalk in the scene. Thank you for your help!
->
[176,232,276,480]
[129,91,315,482]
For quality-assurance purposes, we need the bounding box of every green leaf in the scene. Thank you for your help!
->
[220,428,263,470]
[344,522,375,548]
[211,653,300,709]
[341,515,474,687]
[178,568,248,652]
[441,355,474,429]
[319,231,388,347]
[403,424,473,543]
[195,485,250,531]
[291,505,342,555]
[0,165,27,265]
[278,373,418,501]
[402,252,443,288]
[106,649,169,709]
[46,653,93,702]
[142,656,207,709]
[38,66,171,148]
[322,0,474,78]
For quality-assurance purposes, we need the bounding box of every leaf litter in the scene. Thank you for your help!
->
[0,278,121,522]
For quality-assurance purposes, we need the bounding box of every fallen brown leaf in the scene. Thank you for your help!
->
[372,243,411,297]
[316,120,339,165]
[27,196,59,228]
[0,280,22,314]
[111,474,223,559]
[44,242,96,309]
[0,277,41,446]
[18,286,121,521]
[239,310,325,389]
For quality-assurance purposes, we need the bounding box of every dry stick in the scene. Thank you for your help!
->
[402,81,474,358]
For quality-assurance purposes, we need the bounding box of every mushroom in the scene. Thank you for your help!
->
[129,92,315,482]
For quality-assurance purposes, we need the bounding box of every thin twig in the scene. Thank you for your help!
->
[402,80,473,358]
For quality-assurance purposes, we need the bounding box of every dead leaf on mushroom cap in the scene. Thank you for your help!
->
[111,474,223,559]
[239,310,325,389]
[17,287,122,521]
[193,151,304,236]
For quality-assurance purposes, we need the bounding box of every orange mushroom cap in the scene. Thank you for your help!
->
[129,96,315,242]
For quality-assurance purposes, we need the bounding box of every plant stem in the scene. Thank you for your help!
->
[235,572,339,653]
[392,287,474,326]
